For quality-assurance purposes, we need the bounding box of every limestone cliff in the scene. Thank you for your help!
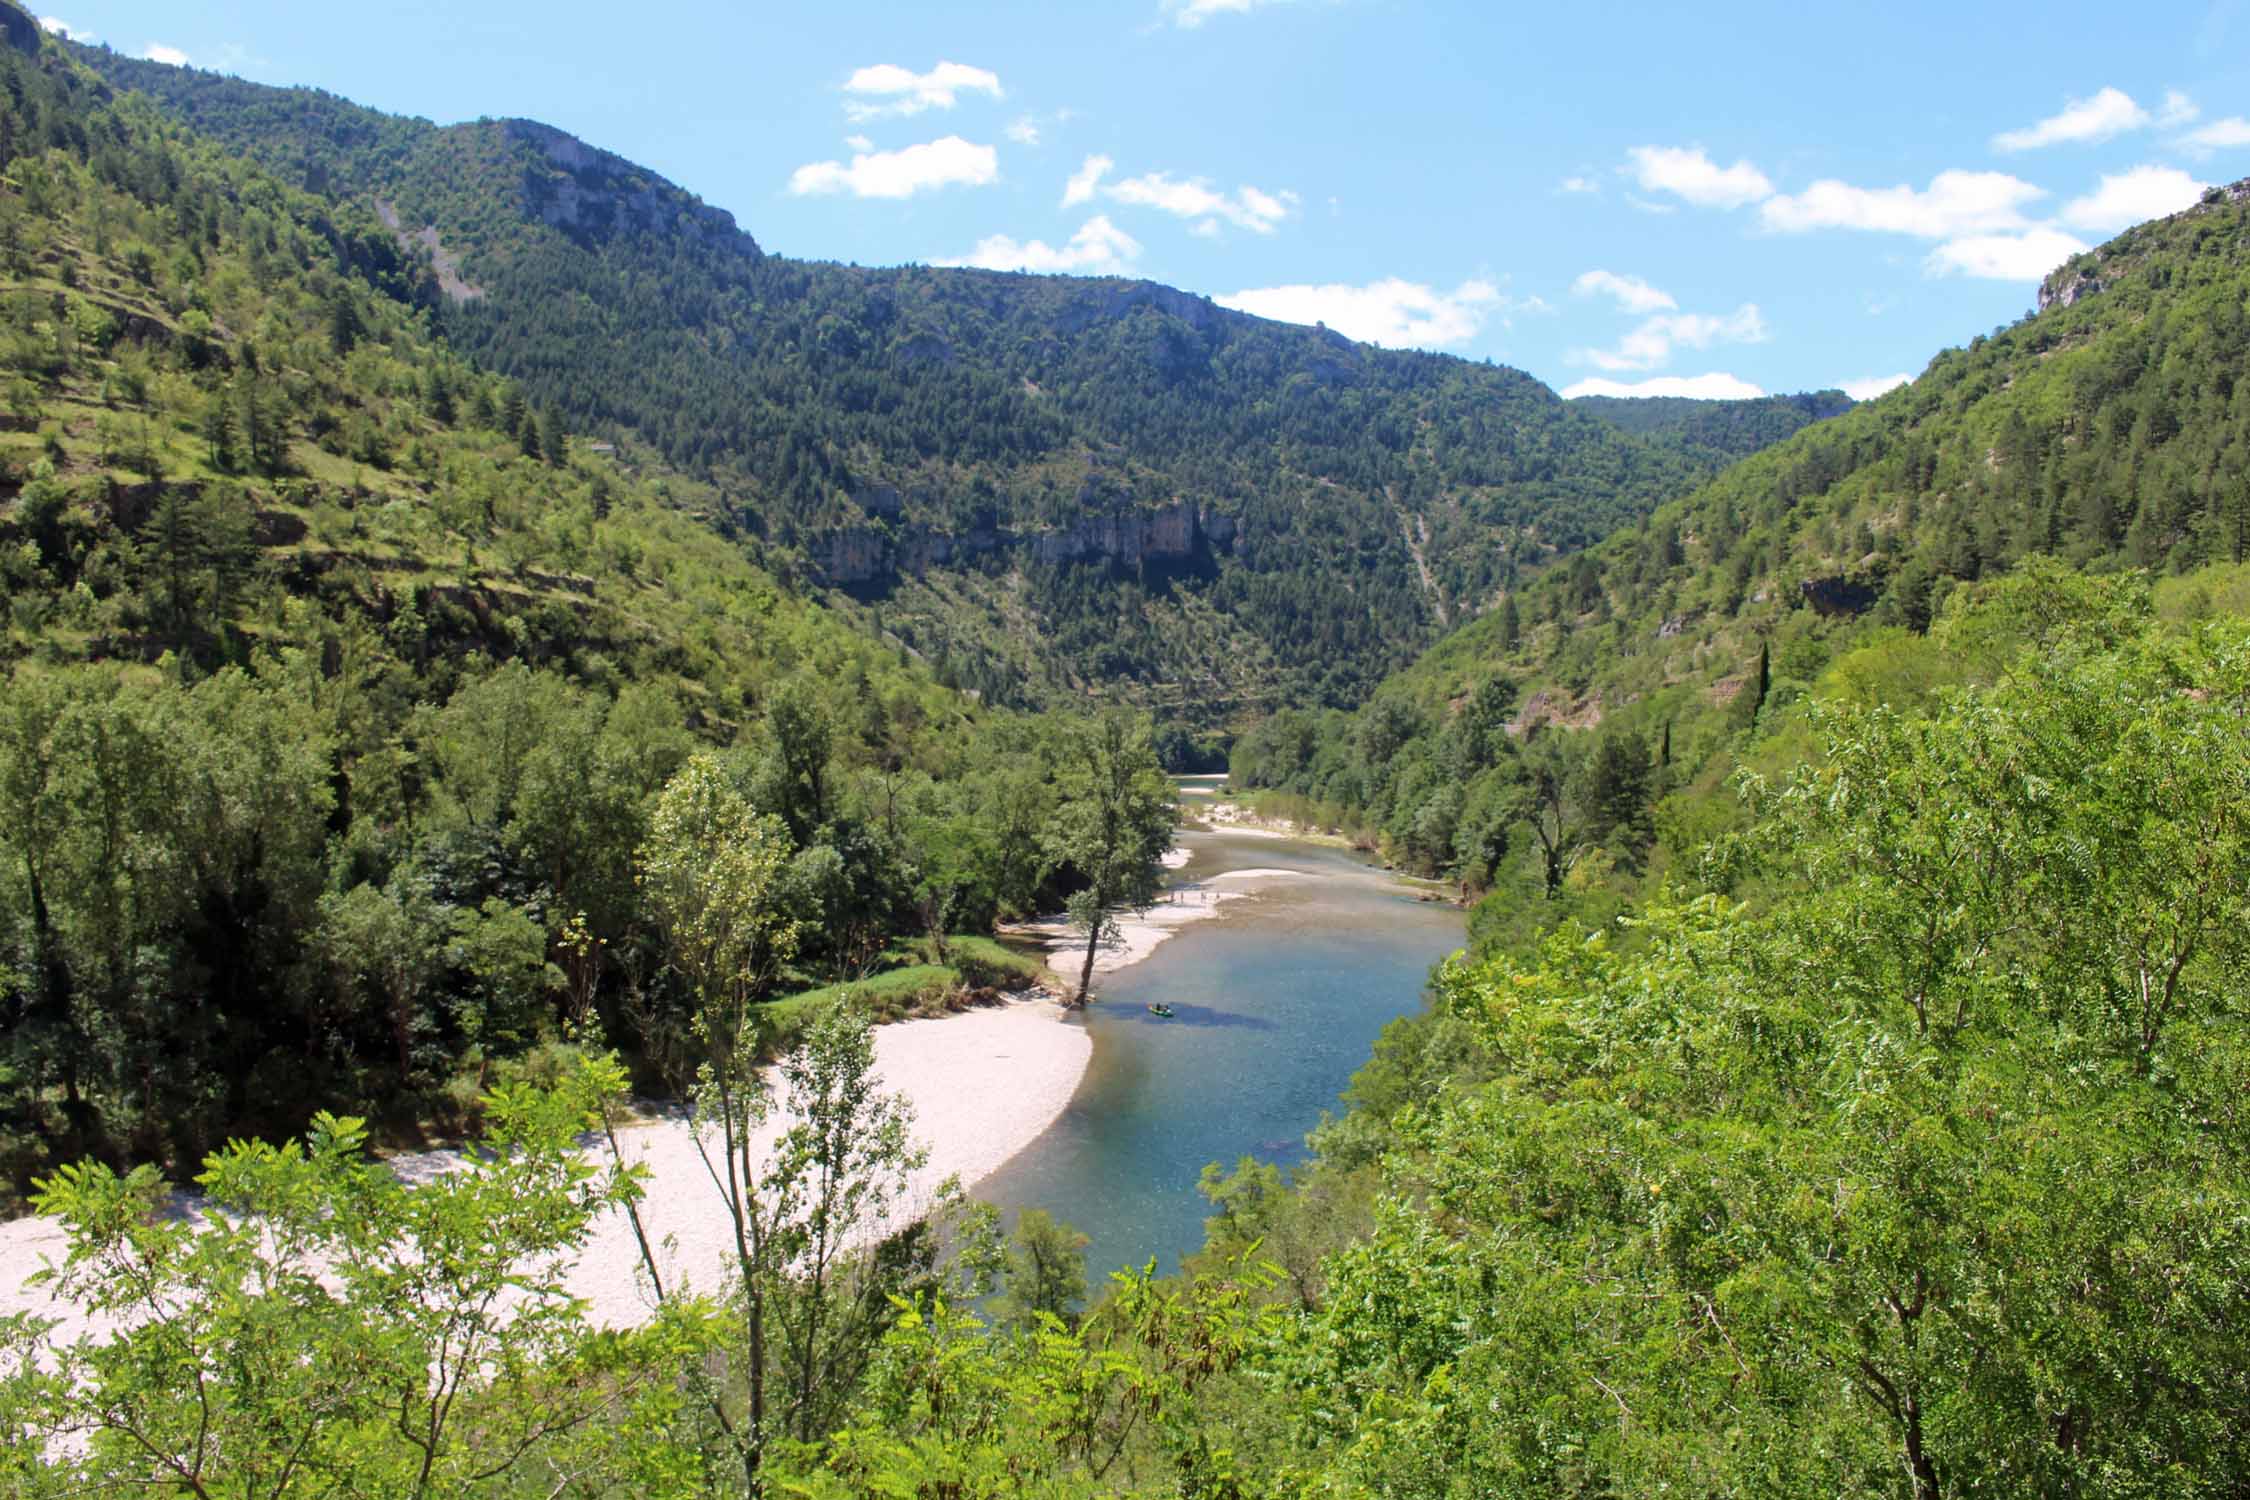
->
[503,120,754,251]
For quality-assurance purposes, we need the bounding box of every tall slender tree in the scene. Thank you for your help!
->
[1046,711,1174,1005]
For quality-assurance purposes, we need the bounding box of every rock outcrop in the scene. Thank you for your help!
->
[503,120,754,251]
[1051,281,1224,337]
[0,4,40,54]
[2038,267,2106,314]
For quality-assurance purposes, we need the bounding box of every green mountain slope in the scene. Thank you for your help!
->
[1571,386,1854,462]
[1233,178,2250,918]
[0,28,1119,1191]
[65,48,1790,717]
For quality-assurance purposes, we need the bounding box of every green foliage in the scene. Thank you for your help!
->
[1045,711,1175,1002]
[1243,590,2250,1496]
[639,753,801,1022]
[17,1057,720,1496]
[772,1253,1285,1498]
[994,1207,1091,1330]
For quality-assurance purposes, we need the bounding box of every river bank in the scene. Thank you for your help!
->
[1007,861,1311,979]
[0,990,1091,1339]
[1194,798,1358,847]
[3,814,1441,1338]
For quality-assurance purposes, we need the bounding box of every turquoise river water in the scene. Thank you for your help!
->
[980,788,1466,1279]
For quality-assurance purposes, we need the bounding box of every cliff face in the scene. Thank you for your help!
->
[500,120,755,251]
[0,4,38,54]
[818,500,1236,587]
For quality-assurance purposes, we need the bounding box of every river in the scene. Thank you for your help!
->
[980,785,1466,1279]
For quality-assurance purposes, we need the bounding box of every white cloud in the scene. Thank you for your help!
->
[789,136,998,199]
[1163,0,1297,27]
[1840,373,1912,401]
[939,215,1143,275]
[1572,270,1675,314]
[1216,278,1504,348]
[2176,116,2250,153]
[1576,304,1767,372]
[1761,170,2045,238]
[1558,175,1600,195]
[1561,373,1767,400]
[2061,165,2207,231]
[2160,90,2201,128]
[1106,170,1298,233]
[38,15,94,41]
[141,43,191,66]
[841,61,1002,121]
[1926,227,2090,281]
[1062,153,1112,208]
[844,134,874,151]
[1992,87,2149,151]
[1005,116,1041,146]
[1626,146,1773,209]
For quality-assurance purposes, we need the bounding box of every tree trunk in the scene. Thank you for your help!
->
[1903,1395,1940,1500]
[745,1282,765,1496]
[1075,920,1100,1006]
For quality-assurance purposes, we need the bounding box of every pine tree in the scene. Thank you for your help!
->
[200,393,237,471]
[423,365,455,425]
[326,289,361,355]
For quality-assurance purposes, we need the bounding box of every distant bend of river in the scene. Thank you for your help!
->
[978,812,1465,1279]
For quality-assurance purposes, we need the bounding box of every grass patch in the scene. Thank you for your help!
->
[761,935,1053,1039]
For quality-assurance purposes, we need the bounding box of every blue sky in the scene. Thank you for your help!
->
[38,1,2250,400]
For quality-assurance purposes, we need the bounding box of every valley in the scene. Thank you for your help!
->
[2,7,2248,1495]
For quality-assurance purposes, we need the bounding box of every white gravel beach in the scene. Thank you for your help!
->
[1015,864,1309,975]
[0,992,1091,1340]
[1197,800,1348,843]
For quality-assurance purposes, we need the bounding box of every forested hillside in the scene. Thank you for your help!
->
[1233,176,2250,955]
[1572,386,1855,463]
[0,27,1167,1197]
[65,49,1778,716]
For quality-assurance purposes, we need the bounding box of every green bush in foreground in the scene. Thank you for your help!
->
[6,1055,720,1497]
